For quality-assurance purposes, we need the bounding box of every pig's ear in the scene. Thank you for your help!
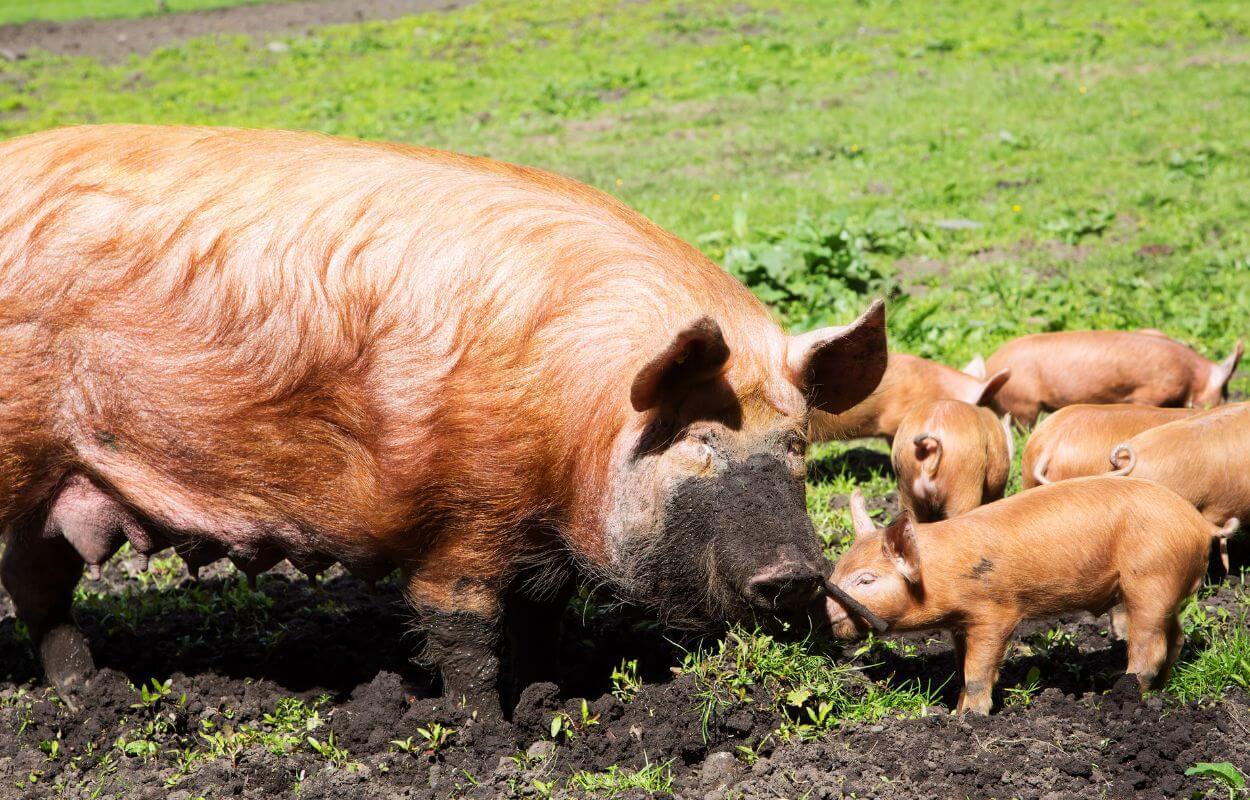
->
[787,300,888,414]
[881,515,920,584]
[848,489,877,538]
[966,368,1011,406]
[962,355,987,380]
[1216,341,1245,392]
[631,316,731,412]
[1001,413,1015,463]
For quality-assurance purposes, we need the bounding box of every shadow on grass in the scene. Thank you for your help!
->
[808,446,894,484]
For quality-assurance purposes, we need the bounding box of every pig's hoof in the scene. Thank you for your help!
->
[39,624,96,712]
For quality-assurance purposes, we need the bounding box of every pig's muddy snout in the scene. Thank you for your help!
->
[744,551,825,611]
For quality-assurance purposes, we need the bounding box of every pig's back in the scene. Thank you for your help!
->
[1123,403,1250,521]
[987,331,1198,408]
[937,477,1211,567]
[927,477,1210,614]
[811,353,972,441]
[1024,404,1205,485]
[0,125,776,550]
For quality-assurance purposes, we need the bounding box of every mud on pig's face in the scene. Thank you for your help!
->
[609,302,888,627]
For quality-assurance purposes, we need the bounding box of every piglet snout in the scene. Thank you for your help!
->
[745,559,824,611]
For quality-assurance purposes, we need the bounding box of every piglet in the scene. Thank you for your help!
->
[810,353,1010,442]
[827,479,1235,713]
[891,400,1013,521]
[1022,404,1206,489]
[1110,402,1250,570]
[978,330,1242,427]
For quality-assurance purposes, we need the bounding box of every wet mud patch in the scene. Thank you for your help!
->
[0,552,1246,798]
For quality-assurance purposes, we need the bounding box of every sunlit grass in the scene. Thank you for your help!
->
[0,0,282,25]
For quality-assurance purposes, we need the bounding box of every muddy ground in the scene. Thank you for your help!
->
[0,483,1246,799]
[0,0,475,62]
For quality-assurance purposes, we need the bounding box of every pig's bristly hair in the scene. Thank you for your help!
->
[0,125,790,605]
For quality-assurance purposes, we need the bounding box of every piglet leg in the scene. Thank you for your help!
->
[1124,609,1174,692]
[1,523,95,710]
[1107,603,1129,641]
[955,621,1016,715]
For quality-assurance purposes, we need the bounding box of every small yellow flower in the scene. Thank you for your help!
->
[1078,85,1088,94]
[615,178,623,187]
[1011,204,1022,213]
[1131,109,1139,117]
[850,143,859,152]
[742,44,752,52]
[712,193,721,202]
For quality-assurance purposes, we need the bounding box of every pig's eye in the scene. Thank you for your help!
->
[693,443,714,468]
[674,435,715,470]
[786,437,806,458]
[855,574,876,587]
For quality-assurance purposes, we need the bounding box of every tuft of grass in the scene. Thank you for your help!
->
[568,760,674,797]
[1167,624,1250,703]
[610,658,642,702]
[682,627,937,742]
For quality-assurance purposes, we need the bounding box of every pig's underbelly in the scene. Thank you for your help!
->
[44,472,396,584]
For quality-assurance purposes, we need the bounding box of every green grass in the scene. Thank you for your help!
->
[1169,583,1250,702]
[3,0,1250,726]
[0,0,283,25]
[681,628,939,742]
[568,761,674,797]
[2,0,1247,361]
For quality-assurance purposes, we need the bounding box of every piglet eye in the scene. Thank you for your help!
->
[856,574,876,586]
[787,438,806,458]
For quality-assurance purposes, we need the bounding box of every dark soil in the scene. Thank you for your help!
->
[0,0,476,63]
[0,535,1246,799]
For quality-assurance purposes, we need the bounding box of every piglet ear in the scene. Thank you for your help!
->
[1217,341,1244,391]
[848,489,877,538]
[962,355,987,380]
[968,368,1011,406]
[881,515,920,584]
[631,317,731,412]
[787,300,888,414]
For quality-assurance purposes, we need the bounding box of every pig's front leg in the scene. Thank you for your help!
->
[506,576,574,704]
[954,621,1017,714]
[406,566,505,717]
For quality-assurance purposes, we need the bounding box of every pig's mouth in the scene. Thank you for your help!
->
[822,579,889,633]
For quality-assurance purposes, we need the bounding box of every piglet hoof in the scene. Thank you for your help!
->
[39,623,96,712]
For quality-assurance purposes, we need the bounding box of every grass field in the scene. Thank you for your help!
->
[1,1,1249,795]
[3,0,1248,357]
[0,0,277,25]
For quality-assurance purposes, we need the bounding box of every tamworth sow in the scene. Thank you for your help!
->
[0,125,888,712]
